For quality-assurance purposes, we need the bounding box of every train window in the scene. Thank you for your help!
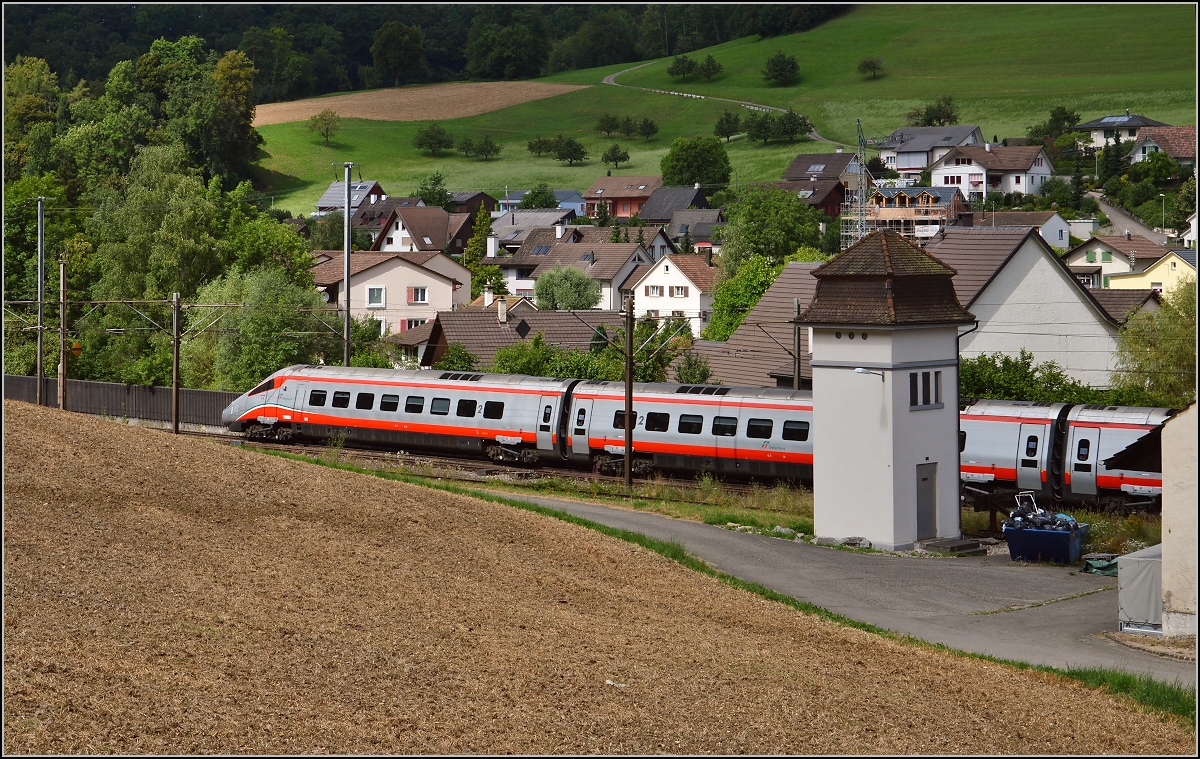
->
[613,410,637,429]
[575,408,587,426]
[457,399,477,417]
[308,389,327,407]
[332,391,351,408]
[645,412,670,432]
[543,405,552,423]
[405,396,424,414]
[380,394,399,412]
[1025,436,1038,456]
[431,397,450,415]
[356,393,375,410]
[746,418,773,439]
[782,420,809,441]
[712,416,737,437]
[959,430,967,452]
[249,378,275,396]
[1077,439,1091,461]
[484,401,504,419]
[678,414,703,434]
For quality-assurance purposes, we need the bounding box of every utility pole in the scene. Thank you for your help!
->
[58,254,67,410]
[36,196,46,405]
[793,298,801,391]
[341,162,355,366]
[172,292,181,434]
[624,293,635,489]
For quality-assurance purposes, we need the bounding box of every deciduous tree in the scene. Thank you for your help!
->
[762,51,799,84]
[412,122,454,156]
[519,183,559,209]
[906,95,960,127]
[370,21,426,87]
[637,117,659,140]
[553,137,588,166]
[596,114,620,135]
[856,57,883,79]
[306,108,341,148]
[1111,278,1196,407]
[714,109,741,142]
[416,170,455,211]
[534,263,601,310]
[660,135,731,189]
[698,54,723,82]
[666,54,697,81]
[602,143,630,170]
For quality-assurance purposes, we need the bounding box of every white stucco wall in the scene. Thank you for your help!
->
[812,324,962,550]
[963,239,1120,387]
[634,257,713,335]
[350,259,454,335]
[1040,215,1071,248]
[1063,241,1135,280]
[1161,404,1197,637]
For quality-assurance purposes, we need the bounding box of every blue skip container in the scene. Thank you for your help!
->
[1003,524,1090,565]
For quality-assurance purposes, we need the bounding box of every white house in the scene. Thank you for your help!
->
[1183,211,1197,249]
[629,253,720,336]
[1127,126,1196,171]
[972,211,1072,249]
[1062,233,1169,287]
[1161,402,1197,638]
[313,180,387,218]
[926,228,1137,388]
[500,241,652,309]
[875,125,983,180]
[929,144,1054,200]
[311,251,470,336]
[1071,111,1168,150]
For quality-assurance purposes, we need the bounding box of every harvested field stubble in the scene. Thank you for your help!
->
[252,82,587,126]
[3,400,1194,754]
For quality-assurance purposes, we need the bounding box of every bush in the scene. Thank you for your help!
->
[762,52,799,84]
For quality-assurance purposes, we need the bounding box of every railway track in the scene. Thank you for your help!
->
[181,429,771,497]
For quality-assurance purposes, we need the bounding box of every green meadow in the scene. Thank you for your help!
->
[253,3,1195,217]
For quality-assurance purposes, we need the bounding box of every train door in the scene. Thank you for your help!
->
[537,396,556,451]
[571,399,593,455]
[1016,423,1045,491]
[713,400,741,474]
[1068,426,1100,496]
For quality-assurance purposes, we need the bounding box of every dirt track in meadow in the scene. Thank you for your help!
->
[3,400,1194,754]
[252,81,587,127]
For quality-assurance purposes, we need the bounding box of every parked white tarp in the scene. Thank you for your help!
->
[1118,543,1163,632]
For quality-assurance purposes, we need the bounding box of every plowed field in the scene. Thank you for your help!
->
[3,400,1193,754]
[252,81,587,126]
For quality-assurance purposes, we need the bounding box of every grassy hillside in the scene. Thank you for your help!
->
[253,3,1196,216]
[253,86,821,215]
[606,4,1196,144]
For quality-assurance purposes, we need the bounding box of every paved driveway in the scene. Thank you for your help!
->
[482,489,1194,686]
[1089,191,1169,245]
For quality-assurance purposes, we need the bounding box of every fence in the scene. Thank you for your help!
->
[3,375,239,427]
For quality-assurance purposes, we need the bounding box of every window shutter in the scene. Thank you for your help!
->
[407,287,415,304]
[683,286,689,297]
[644,285,650,296]
[398,320,407,332]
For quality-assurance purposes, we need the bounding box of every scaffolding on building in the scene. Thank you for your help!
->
[841,119,875,251]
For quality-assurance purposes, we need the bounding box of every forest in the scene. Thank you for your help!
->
[4,4,850,103]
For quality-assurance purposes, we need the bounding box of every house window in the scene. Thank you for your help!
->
[646,309,660,318]
[1103,129,1116,139]
[908,371,943,410]
[1151,282,1163,293]
[671,310,685,317]
[408,287,428,304]
[1058,229,1064,240]
[367,287,385,308]
[1127,129,1137,138]
[1035,158,1043,167]
[700,311,710,323]
[406,318,426,330]
[942,175,961,185]
[646,285,663,297]
[385,237,393,245]
[670,286,689,297]
[1014,176,1021,185]
[1171,261,1177,270]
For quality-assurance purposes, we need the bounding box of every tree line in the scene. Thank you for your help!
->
[5,5,851,105]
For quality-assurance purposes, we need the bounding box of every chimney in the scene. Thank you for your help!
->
[1126,229,1131,241]
[695,182,701,189]
[486,233,498,258]
[510,213,515,225]
[484,285,494,308]
[705,248,713,267]
[985,142,991,152]
[554,223,564,239]
[497,296,507,324]
[1126,109,1130,117]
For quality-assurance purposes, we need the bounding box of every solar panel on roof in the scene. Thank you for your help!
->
[1100,115,1132,123]
[807,164,826,172]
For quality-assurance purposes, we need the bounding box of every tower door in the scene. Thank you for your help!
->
[916,462,938,540]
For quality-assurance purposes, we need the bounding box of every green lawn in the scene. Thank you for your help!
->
[252,3,1196,217]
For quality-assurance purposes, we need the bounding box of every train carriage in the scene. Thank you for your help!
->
[1062,404,1173,510]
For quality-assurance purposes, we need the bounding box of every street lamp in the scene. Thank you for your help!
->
[854,367,884,382]
[1159,193,1166,231]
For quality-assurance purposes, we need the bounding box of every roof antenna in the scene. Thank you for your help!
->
[357,168,363,182]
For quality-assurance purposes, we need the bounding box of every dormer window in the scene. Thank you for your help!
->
[596,189,604,195]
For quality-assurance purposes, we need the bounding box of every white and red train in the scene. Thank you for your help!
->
[221,365,1174,511]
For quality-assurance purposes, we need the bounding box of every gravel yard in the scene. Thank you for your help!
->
[252,81,587,126]
[3,400,1194,754]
